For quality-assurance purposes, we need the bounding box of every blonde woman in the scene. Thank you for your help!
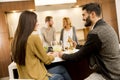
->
[60,17,78,49]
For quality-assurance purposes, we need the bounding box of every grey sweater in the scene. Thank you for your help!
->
[41,27,56,46]
[62,19,120,80]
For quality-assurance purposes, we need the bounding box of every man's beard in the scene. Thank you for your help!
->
[84,16,92,27]
[49,24,53,27]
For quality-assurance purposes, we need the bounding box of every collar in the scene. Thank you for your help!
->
[91,24,95,30]
[93,19,105,29]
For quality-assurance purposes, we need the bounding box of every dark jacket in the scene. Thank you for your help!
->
[62,19,120,80]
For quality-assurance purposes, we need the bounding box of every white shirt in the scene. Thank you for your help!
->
[63,28,73,48]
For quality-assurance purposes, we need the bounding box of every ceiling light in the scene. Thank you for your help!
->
[35,0,76,6]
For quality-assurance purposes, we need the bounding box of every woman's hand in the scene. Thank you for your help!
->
[47,52,57,57]
[72,41,77,48]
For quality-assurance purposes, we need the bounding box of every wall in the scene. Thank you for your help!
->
[100,0,119,37]
[115,0,120,40]
[0,11,11,78]
[6,12,21,38]
[7,7,85,41]
[36,7,85,32]
[0,1,35,78]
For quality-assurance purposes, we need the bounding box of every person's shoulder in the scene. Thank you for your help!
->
[51,27,56,31]
[28,34,40,41]
[52,27,55,29]
[72,26,76,29]
[61,28,64,31]
[40,27,46,33]
[41,27,46,30]
[27,34,42,46]
[71,26,76,32]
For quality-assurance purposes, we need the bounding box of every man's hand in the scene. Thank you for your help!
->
[57,52,64,58]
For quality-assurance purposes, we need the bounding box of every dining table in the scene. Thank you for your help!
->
[8,48,92,80]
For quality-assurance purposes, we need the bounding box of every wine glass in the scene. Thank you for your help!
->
[51,41,62,52]
[51,41,57,47]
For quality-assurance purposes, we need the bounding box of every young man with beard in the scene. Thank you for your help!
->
[58,3,120,80]
[41,16,56,47]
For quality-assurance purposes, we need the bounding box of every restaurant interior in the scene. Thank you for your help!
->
[0,0,120,80]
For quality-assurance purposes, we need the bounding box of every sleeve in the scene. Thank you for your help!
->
[53,27,56,41]
[40,28,46,42]
[76,44,83,49]
[62,34,102,61]
[33,35,54,65]
[40,28,48,46]
[73,27,78,44]
[60,29,64,41]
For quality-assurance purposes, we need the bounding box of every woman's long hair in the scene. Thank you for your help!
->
[12,11,37,65]
[63,17,72,28]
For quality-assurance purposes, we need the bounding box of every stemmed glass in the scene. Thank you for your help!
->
[51,41,57,47]
[51,41,62,52]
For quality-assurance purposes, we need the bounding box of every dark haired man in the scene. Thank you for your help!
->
[59,3,120,80]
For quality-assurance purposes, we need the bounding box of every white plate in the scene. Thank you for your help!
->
[63,49,79,54]
[52,49,79,63]
[52,57,63,63]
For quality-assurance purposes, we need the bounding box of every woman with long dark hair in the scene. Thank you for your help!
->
[12,11,65,80]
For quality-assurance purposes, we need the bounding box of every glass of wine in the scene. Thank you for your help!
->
[51,41,62,52]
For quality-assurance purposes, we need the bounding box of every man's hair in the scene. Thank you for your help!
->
[82,3,101,17]
[45,16,53,22]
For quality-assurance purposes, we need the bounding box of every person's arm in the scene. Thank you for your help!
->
[33,35,54,65]
[53,27,56,41]
[72,27,78,44]
[41,28,50,47]
[60,29,64,41]
[76,44,83,49]
[61,34,102,61]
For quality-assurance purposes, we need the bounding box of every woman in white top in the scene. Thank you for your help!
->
[60,17,78,49]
